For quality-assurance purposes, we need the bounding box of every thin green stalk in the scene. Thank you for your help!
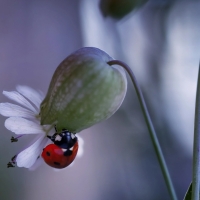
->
[192,64,200,200]
[108,60,177,200]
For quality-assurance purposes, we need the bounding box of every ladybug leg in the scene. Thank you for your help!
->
[54,125,58,132]
[46,125,59,141]
[47,125,59,142]
[46,134,57,143]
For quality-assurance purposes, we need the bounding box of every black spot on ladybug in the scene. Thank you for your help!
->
[46,152,50,156]
[64,150,72,156]
[54,162,60,166]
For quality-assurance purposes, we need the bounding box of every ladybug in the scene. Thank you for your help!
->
[42,128,78,169]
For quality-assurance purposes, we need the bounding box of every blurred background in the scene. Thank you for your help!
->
[0,0,199,199]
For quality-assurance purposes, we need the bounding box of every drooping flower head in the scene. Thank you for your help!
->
[0,47,126,169]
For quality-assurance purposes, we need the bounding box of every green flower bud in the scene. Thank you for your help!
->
[40,47,127,132]
[99,0,148,20]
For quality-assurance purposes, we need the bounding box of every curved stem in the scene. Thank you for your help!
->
[192,63,200,200]
[108,60,177,200]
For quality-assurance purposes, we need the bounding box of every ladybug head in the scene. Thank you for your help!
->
[48,129,77,149]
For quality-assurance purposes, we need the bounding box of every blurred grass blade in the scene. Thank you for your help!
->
[184,183,192,200]
[192,63,200,200]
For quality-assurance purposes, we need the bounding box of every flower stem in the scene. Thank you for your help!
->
[192,63,200,200]
[108,60,177,200]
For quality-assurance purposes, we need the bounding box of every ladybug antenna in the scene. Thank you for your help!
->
[54,125,58,132]
[47,135,52,139]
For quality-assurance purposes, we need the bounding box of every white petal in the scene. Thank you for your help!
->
[16,136,48,168]
[77,135,84,158]
[0,103,35,118]
[3,91,37,113]
[5,117,45,134]
[16,85,44,109]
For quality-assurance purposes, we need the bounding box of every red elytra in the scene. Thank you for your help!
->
[42,142,78,169]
